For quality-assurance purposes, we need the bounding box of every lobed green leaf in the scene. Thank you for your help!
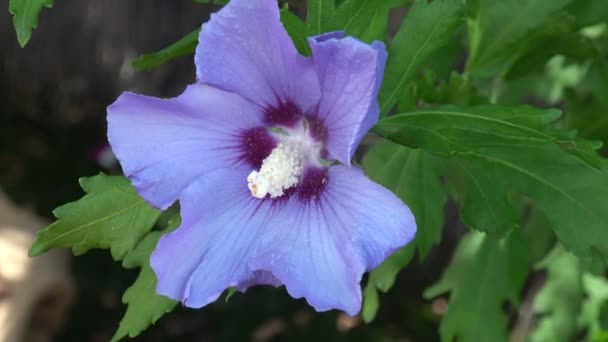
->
[111,217,180,342]
[374,105,608,259]
[29,173,161,260]
[361,142,446,321]
[425,231,529,342]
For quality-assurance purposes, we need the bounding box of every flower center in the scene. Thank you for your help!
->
[247,121,322,199]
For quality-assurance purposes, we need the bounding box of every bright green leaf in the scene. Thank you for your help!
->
[111,217,180,342]
[131,29,200,71]
[529,245,584,342]
[425,231,529,342]
[9,0,53,47]
[378,0,464,115]
[374,105,608,258]
[580,273,608,341]
[29,173,161,260]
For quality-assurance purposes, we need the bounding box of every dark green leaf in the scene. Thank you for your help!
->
[445,157,521,235]
[281,5,311,55]
[361,142,446,321]
[362,243,416,322]
[9,0,53,47]
[111,216,180,342]
[326,0,410,41]
[356,5,390,43]
[466,0,574,77]
[565,0,608,27]
[29,173,161,260]
[131,29,200,71]
[307,0,335,36]
[425,231,529,342]
[363,141,446,258]
[378,0,464,116]
[529,245,583,342]
[374,105,608,259]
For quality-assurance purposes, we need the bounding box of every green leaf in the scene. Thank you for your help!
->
[356,5,390,43]
[362,243,416,323]
[131,29,200,71]
[580,273,608,341]
[425,231,529,342]
[29,173,161,260]
[466,0,575,77]
[565,0,608,27]
[374,105,608,258]
[306,0,335,36]
[9,0,54,47]
[326,0,410,41]
[529,245,584,342]
[445,157,521,235]
[111,217,180,342]
[378,0,463,116]
[399,71,484,112]
[280,5,311,56]
[363,141,446,258]
[361,142,446,321]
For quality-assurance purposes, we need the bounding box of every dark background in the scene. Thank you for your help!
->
[0,1,458,341]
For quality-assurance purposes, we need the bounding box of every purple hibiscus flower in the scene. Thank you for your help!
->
[107,0,416,315]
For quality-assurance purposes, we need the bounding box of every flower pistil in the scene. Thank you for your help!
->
[247,120,323,199]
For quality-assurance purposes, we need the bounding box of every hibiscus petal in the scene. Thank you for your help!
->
[107,84,265,210]
[251,165,416,315]
[196,0,320,112]
[308,35,387,165]
[151,168,279,307]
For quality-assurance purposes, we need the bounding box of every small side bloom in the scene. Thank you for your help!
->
[107,0,416,316]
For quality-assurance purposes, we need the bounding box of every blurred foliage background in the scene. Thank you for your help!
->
[2,0,608,341]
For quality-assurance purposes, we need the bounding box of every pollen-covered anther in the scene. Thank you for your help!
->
[247,141,306,199]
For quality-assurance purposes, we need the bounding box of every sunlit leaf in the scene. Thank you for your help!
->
[529,245,584,342]
[425,231,529,342]
[580,273,608,341]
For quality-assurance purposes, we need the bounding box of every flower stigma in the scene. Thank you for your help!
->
[247,120,323,199]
